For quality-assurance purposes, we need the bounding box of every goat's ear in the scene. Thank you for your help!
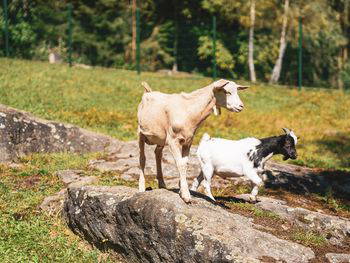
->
[213,79,229,91]
[237,85,249,90]
[282,128,291,134]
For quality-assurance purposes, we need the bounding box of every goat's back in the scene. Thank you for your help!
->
[197,136,261,166]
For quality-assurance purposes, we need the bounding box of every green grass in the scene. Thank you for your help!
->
[1,58,350,169]
[292,231,327,247]
[0,153,124,263]
[1,58,348,260]
[229,202,281,220]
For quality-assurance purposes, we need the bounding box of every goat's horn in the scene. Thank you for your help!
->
[282,128,291,134]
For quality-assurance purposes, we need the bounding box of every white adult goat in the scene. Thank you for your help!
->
[137,80,248,203]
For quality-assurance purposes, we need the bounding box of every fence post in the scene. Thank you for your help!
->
[298,16,302,91]
[136,7,141,74]
[3,0,9,57]
[212,16,217,80]
[67,3,73,67]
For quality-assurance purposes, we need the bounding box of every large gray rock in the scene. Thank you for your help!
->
[64,186,315,263]
[40,170,99,214]
[0,104,122,161]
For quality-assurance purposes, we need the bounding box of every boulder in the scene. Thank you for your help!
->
[64,186,315,263]
[0,104,121,162]
[40,170,98,214]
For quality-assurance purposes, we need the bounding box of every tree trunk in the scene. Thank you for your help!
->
[338,0,349,90]
[270,0,289,84]
[172,1,178,73]
[248,0,257,82]
[131,0,137,62]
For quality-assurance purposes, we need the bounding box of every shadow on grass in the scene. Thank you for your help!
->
[264,168,350,202]
[315,132,350,168]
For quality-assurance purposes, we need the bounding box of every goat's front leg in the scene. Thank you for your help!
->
[168,139,191,203]
[138,133,146,192]
[155,145,166,189]
[244,167,263,203]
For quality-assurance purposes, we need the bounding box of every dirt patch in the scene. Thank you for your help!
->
[15,174,41,189]
[212,183,350,219]
[217,199,350,263]
[263,189,350,218]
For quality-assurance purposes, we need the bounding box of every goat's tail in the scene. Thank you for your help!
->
[200,133,211,144]
[141,82,152,93]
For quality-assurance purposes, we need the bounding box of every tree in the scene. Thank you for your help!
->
[248,0,257,82]
[270,0,289,84]
[131,0,137,62]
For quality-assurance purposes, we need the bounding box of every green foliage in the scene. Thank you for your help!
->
[198,36,234,75]
[140,26,174,71]
[1,0,349,87]
[340,61,350,89]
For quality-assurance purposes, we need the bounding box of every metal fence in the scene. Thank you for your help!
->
[1,1,308,87]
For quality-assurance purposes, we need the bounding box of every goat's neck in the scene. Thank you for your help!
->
[258,135,285,157]
[185,86,216,129]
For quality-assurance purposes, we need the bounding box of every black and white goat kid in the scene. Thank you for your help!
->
[191,128,298,202]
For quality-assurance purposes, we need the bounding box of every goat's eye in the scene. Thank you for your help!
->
[226,91,231,95]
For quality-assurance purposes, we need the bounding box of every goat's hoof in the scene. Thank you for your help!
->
[181,195,192,204]
[183,198,191,204]
[248,195,257,203]
[158,184,167,189]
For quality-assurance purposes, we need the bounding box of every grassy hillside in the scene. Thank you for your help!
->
[0,152,127,263]
[1,58,349,170]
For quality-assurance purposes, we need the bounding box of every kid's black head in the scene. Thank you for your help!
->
[281,128,298,160]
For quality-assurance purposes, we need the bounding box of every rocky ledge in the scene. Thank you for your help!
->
[0,104,120,161]
[64,186,315,263]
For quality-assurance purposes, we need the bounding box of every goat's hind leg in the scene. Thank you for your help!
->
[202,165,215,201]
[190,171,204,192]
[138,133,146,192]
[155,145,166,189]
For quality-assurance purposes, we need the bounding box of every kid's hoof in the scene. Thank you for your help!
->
[248,195,257,203]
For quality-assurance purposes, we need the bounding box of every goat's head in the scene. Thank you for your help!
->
[281,128,298,160]
[213,79,248,114]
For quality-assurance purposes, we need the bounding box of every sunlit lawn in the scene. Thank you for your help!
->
[1,58,349,170]
[0,153,124,263]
